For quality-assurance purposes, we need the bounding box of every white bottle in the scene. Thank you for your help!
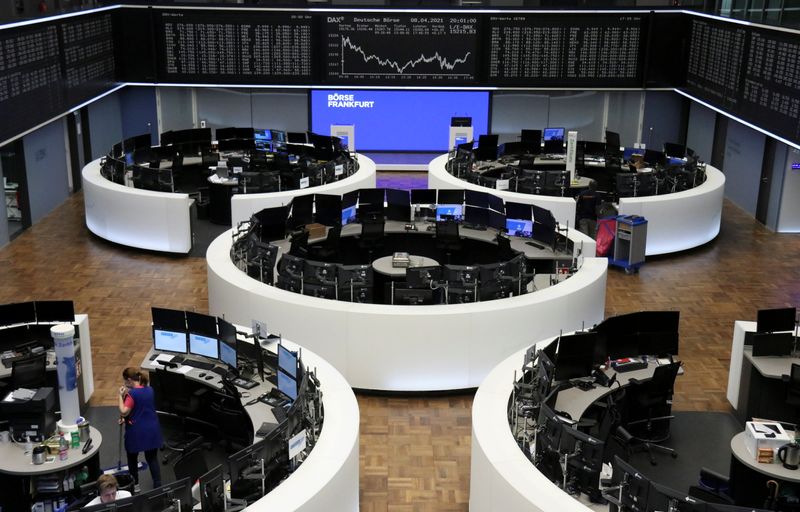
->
[24,435,32,453]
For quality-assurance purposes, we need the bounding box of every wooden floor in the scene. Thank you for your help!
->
[0,190,798,510]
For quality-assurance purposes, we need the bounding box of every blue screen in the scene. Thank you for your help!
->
[154,329,187,353]
[278,344,297,378]
[342,205,357,226]
[220,340,237,369]
[506,219,533,238]
[543,128,564,141]
[278,370,297,401]
[311,90,489,151]
[190,333,219,359]
[436,204,463,221]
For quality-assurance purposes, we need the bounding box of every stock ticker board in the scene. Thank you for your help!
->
[323,14,479,85]
[156,10,314,84]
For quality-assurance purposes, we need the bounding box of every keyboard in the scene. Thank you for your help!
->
[272,405,288,424]
[255,421,279,438]
[182,360,215,370]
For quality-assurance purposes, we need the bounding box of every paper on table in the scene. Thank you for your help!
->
[153,354,174,363]
[174,365,193,375]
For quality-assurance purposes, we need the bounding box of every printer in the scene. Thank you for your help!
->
[0,387,56,441]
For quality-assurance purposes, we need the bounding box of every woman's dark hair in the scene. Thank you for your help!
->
[122,367,149,386]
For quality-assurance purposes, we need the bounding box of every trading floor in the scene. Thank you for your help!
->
[0,176,798,511]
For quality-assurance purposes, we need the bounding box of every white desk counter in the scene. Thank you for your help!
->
[207,227,606,392]
[82,159,194,254]
[230,154,377,226]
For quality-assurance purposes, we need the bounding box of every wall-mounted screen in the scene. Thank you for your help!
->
[311,90,489,151]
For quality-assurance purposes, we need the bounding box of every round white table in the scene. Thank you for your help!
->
[371,255,439,277]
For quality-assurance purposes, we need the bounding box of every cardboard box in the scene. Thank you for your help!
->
[744,421,792,460]
[306,223,327,240]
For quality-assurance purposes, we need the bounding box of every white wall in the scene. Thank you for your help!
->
[723,121,765,216]
[777,147,800,232]
[88,93,123,160]
[23,119,70,224]
[686,101,716,162]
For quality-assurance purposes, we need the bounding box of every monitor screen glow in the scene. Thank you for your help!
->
[154,329,187,354]
[278,344,298,378]
[342,205,357,226]
[278,369,297,401]
[436,204,463,221]
[190,333,219,359]
[506,219,533,238]
[543,128,565,141]
[219,340,237,369]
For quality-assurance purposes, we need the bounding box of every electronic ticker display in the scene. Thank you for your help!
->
[155,10,314,83]
[486,14,645,87]
[685,18,747,110]
[60,12,116,106]
[323,13,479,85]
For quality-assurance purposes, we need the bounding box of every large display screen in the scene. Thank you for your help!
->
[311,90,489,151]
[155,9,313,84]
[323,13,479,85]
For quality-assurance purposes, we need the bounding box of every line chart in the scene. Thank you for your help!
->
[340,35,472,76]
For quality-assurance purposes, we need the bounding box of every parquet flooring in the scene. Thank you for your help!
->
[0,186,798,510]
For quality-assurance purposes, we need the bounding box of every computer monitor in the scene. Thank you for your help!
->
[410,189,436,205]
[0,302,36,326]
[303,260,338,285]
[386,189,411,222]
[278,369,298,401]
[611,456,651,512]
[139,477,193,512]
[464,206,488,228]
[616,173,636,198]
[34,301,75,323]
[663,143,686,159]
[465,190,489,208]
[554,332,596,381]
[488,209,506,231]
[583,141,607,157]
[406,265,442,288]
[152,307,186,332]
[186,311,217,338]
[436,204,463,222]
[302,283,336,299]
[338,264,373,286]
[219,337,237,370]
[190,332,219,359]
[228,437,269,496]
[560,426,605,499]
[543,128,565,141]
[647,481,707,512]
[289,194,314,229]
[752,332,794,357]
[153,328,187,354]
[287,132,308,144]
[443,265,478,287]
[82,497,138,511]
[314,194,342,226]
[757,307,796,333]
[505,218,533,238]
[476,134,499,161]
[278,343,297,379]
[198,464,225,512]
[341,205,357,226]
[487,194,504,213]
[438,189,465,205]
[643,149,664,166]
[605,130,621,150]
[394,287,435,305]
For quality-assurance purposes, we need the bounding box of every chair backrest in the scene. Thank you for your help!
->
[12,354,47,389]
[791,363,800,385]
[325,223,342,247]
[361,217,385,240]
[649,361,681,394]
[154,368,191,410]
[173,448,209,484]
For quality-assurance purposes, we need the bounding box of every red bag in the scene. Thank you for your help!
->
[596,218,616,257]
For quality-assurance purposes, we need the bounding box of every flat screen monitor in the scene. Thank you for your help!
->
[410,189,437,205]
[757,307,796,333]
[152,307,186,332]
[287,132,308,144]
[198,464,225,512]
[341,205,357,226]
[643,149,664,166]
[278,343,297,379]
[505,219,533,238]
[219,338,237,370]
[475,134,499,161]
[385,188,411,222]
[487,194,504,213]
[406,266,442,288]
[139,478,193,512]
[83,497,137,511]
[464,206,488,227]
[438,189,465,205]
[583,141,607,157]
[253,206,288,242]
[465,190,489,208]
[436,204,463,221]
[315,194,342,226]
[543,128,565,141]
[0,302,37,326]
[254,129,272,151]
[190,333,219,359]
[663,143,686,159]
[505,202,532,221]
[752,332,794,357]
[342,190,358,209]
[394,287,435,305]
[554,332,596,381]
[605,130,621,149]
[34,301,74,323]
[278,369,298,401]
[488,209,506,231]
[153,329,187,354]
[611,456,651,512]
[186,311,217,338]
[647,481,706,512]
[289,194,314,228]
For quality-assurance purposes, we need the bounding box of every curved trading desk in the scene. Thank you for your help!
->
[142,335,359,511]
[429,154,726,256]
[207,226,607,392]
[82,155,376,254]
[428,154,578,232]
[230,155,376,226]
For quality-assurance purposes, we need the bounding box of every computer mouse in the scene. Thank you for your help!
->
[205,375,213,380]
[198,372,206,378]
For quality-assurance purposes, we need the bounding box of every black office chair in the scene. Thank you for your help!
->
[687,467,734,505]
[288,229,309,258]
[358,216,385,262]
[309,224,342,262]
[153,368,208,463]
[784,363,800,410]
[172,447,209,484]
[12,354,47,389]
[209,393,252,454]
[435,220,461,264]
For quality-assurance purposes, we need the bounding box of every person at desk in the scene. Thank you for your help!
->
[84,474,132,507]
[119,367,163,490]
[575,181,602,238]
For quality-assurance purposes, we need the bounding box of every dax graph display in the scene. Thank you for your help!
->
[323,14,479,84]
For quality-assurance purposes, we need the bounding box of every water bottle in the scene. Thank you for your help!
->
[58,434,68,461]
[24,435,32,454]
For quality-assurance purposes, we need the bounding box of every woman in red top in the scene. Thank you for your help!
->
[119,368,163,490]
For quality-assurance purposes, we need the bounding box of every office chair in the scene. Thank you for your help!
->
[784,363,800,411]
[172,447,209,485]
[687,467,734,505]
[11,353,47,389]
[435,220,462,264]
[520,129,542,154]
[288,229,309,258]
[358,216,385,262]
[209,393,252,453]
[153,368,208,463]
[309,224,342,262]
